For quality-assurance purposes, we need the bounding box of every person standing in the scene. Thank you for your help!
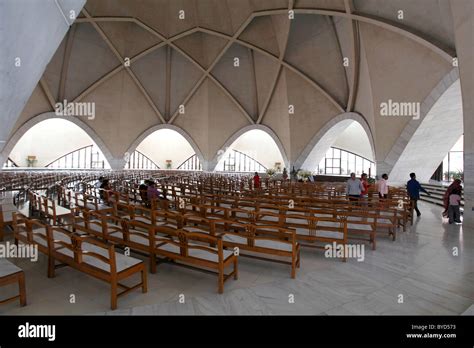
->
[448,187,462,224]
[346,173,364,202]
[253,172,261,189]
[360,173,370,197]
[442,179,462,217]
[406,172,430,217]
[377,174,389,199]
[282,168,288,181]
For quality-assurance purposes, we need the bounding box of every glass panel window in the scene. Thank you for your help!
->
[355,156,363,175]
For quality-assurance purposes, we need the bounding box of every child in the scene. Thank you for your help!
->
[448,187,462,224]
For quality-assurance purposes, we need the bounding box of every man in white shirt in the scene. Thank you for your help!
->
[377,173,389,199]
[346,173,364,202]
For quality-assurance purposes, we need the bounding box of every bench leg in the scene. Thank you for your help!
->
[141,268,148,293]
[291,257,296,279]
[47,256,55,278]
[218,271,224,294]
[233,258,238,280]
[111,281,118,310]
[18,272,26,307]
[150,254,157,274]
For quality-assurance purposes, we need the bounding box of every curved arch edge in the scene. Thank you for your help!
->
[293,111,376,170]
[379,68,459,176]
[208,124,290,172]
[0,112,116,169]
[125,124,206,170]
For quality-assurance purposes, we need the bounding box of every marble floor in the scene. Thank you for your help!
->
[1,201,473,315]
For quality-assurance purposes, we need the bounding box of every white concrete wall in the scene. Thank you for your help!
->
[332,122,374,160]
[388,80,463,185]
[135,129,195,169]
[0,0,85,165]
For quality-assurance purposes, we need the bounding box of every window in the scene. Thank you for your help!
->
[315,147,375,177]
[46,145,107,169]
[126,150,160,170]
[219,149,266,173]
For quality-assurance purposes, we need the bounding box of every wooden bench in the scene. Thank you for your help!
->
[153,229,238,293]
[218,221,300,278]
[13,213,50,256]
[46,226,147,310]
[0,259,26,307]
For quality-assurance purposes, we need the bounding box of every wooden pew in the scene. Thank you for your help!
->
[153,229,238,293]
[46,226,147,310]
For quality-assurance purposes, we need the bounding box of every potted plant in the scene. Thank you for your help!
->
[297,170,313,182]
[266,168,276,177]
[26,156,37,167]
[166,160,172,169]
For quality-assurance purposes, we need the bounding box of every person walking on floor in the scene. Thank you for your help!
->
[447,187,462,224]
[346,173,364,202]
[406,172,430,217]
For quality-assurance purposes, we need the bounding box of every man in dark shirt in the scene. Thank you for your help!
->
[406,172,430,217]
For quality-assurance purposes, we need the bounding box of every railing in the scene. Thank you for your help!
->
[126,150,160,170]
[3,157,19,168]
[220,149,267,173]
[177,154,202,170]
[46,145,106,169]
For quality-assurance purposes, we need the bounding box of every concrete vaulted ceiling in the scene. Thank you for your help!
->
[2,0,462,174]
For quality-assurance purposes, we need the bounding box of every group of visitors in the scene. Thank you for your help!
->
[345,171,463,224]
[345,172,384,201]
[250,168,462,225]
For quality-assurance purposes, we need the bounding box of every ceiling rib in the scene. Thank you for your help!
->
[327,15,349,110]
[344,0,360,112]
[39,78,57,109]
[58,24,77,101]
[69,5,455,126]
[81,9,167,123]
[257,0,293,124]
[252,8,455,62]
[74,15,345,114]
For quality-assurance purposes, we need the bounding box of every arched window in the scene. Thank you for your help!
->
[7,118,111,169]
[214,129,285,172]
[126,150,160,170]
[316,147,376,177]
[177,154,202,170]
[2,158,19,168]
[219,149,267,173]
[46,145,107,169]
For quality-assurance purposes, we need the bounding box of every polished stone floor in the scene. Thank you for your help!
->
[1,201,473,315]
